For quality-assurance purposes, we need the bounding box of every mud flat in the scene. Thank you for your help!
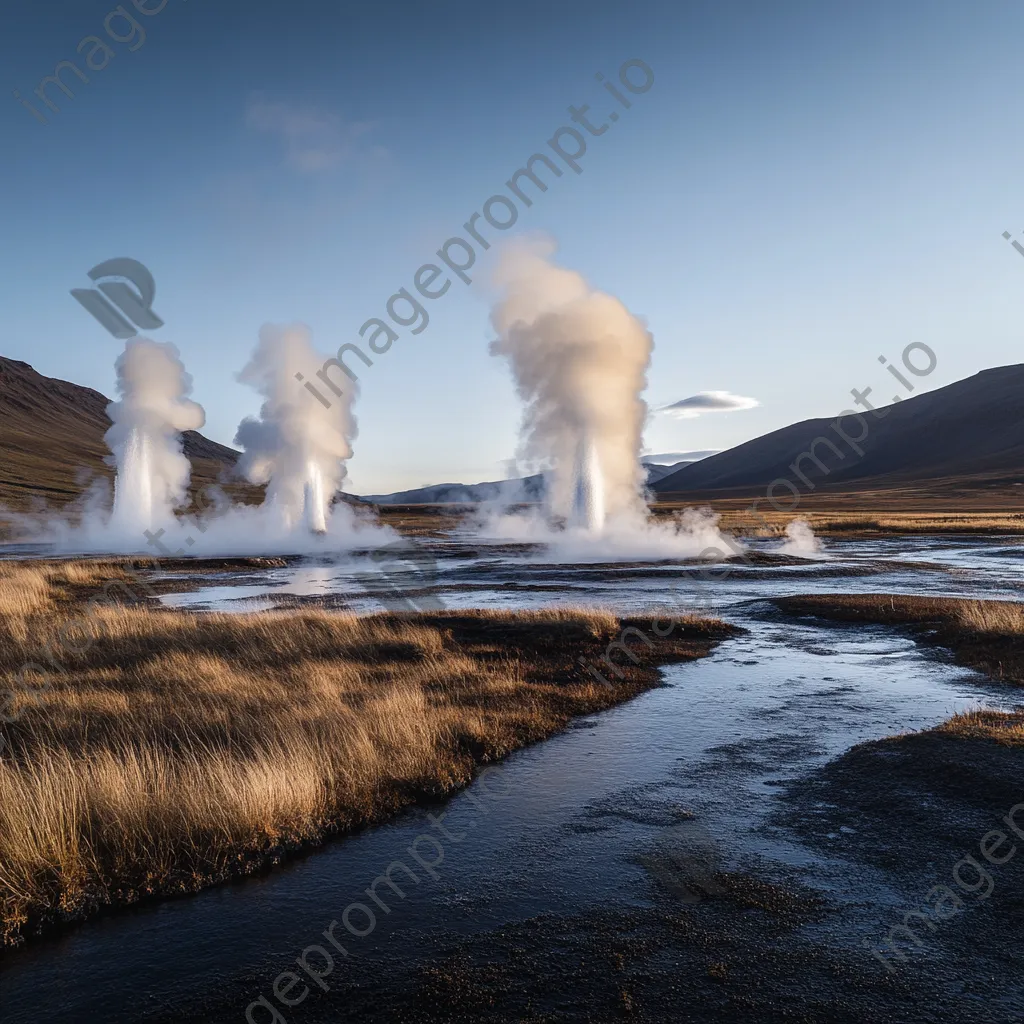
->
[770,709,1024,1016]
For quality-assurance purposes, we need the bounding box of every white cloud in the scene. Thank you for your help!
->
[658,391,760,419]
[245,98,379,173]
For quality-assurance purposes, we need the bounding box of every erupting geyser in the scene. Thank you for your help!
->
[105,339,205,534]
[571,435,605,532]
[235,325,356,533]
[490,240,652,532]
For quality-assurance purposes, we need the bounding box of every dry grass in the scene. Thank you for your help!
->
[804,513,1024,535]
[932,709,1024,746]
[653,507,1024,537]
[373,504,1024,542]
[954,599,1024,635]
[0,560,732,946]
[649,481,1024,537]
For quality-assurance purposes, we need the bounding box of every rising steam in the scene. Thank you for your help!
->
[105,339,205,534]
[778,518,823,557]
[234,324,357,533]
[489,240,652,531]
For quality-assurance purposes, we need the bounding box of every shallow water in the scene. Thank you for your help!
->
[152,533,1024,614]
[1,535,1022,1022]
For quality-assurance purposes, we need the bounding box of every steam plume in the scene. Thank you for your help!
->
[490,240,652,530]
[234,324,357,532]
[105,339,205,533]
[779,518,823,557]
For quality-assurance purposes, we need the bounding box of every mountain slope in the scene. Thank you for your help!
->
[0,357,242,512]
[654,364,1024,497]
[363,475,546,506]
[5,357,1022,514]
[362,458,705,505]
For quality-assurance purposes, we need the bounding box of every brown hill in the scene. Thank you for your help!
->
[654,364,1024,500]
[0,356,244,513]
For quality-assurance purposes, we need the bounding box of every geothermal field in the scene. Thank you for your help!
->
[3,241,1024,1024]
[4,6,1024,1024]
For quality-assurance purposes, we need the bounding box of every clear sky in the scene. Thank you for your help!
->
[3,0,1024,494]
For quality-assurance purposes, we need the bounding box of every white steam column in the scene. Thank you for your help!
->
[111,430,155,533]
[303,460,328,534]
[570,435,605,532]
[105,339,205,537]
[489,239,652,533]
[235,325,356,536]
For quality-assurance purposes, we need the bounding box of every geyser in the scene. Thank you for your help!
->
[490,240,652,532]
[105,339,205,535]
[571,435,605,532]
[235,324,357,533]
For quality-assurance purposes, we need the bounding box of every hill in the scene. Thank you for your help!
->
[654,364,1024,499]
[360,464,704,507]
[5,356,1022,516]
[0,356,243,513]
[362,475,546,506]
[361,455,711,506]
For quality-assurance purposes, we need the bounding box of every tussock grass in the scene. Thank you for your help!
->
[806,513,1024,535]
[0,560,731,946]
[376,504,1024,542]
[647,505,1024,537]
[933,709,1024,746]
[955,599,1024,636]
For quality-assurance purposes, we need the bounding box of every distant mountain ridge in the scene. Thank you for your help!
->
[361,455,710,506]
[653,363,1024,497]
[3,357,1022,514]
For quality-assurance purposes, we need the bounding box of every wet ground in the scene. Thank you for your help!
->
[1,533,1022,1022]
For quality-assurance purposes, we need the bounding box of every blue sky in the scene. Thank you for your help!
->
[3,0,1024,493]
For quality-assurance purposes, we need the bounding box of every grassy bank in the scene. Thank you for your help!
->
[685,508,1024,537]
[369,503,1024,542]
[774,593,1024,687]
[0,560,734,947]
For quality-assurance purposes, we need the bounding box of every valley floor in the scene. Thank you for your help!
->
[2,552,1023,1022]
[0,559,733,947]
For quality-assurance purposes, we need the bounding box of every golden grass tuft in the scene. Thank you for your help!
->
[954,600,1024,636]
[0,559,731,946]
[932,708,1024,746]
